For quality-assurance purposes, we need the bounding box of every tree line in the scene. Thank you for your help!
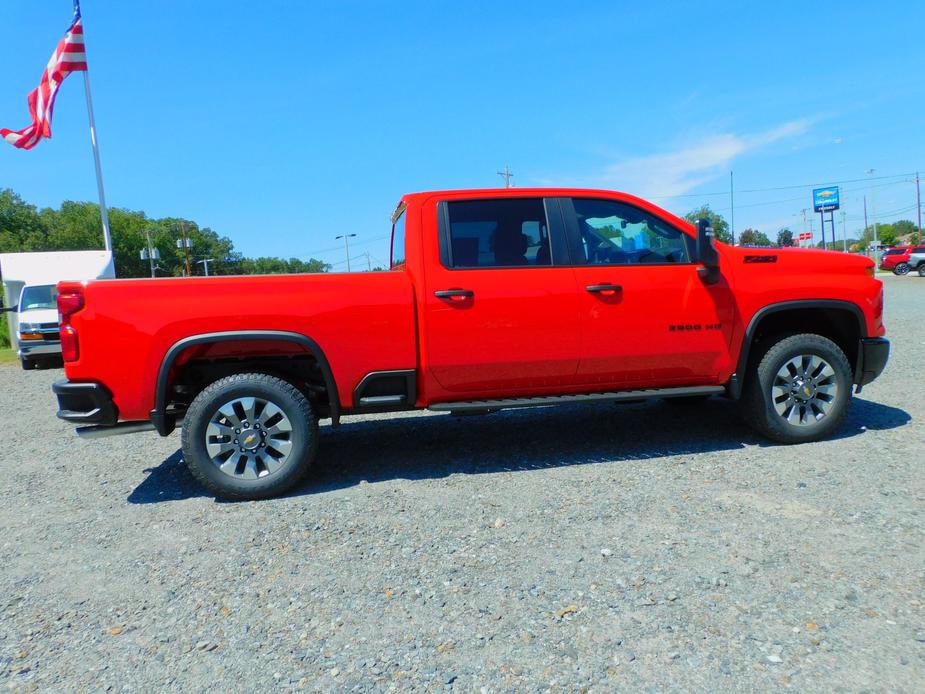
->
[683,204,921,250]
[0,188,331,279]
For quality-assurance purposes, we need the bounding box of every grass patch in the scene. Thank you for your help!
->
[0,312,9,349]
[0,349,18,363]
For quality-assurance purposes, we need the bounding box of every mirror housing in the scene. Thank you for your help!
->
[0,304,17,313]
[696,217,720,284]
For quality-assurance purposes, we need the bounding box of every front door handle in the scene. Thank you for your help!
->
[585,283,622,293]
[434,289,474,299]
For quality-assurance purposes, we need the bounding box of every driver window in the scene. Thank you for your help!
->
[572,198,692,265]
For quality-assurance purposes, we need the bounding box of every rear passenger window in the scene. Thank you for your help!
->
[446,198,551,268]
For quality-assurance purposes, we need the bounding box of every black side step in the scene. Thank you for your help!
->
[427,385,725,413]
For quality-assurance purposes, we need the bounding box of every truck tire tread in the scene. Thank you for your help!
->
[180,372,319,500]
[742,333,852,444]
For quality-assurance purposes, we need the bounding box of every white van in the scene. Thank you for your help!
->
[15,283,63,369]
[0,250,115,370]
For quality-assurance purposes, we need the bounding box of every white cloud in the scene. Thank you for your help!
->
[598,119,811,199]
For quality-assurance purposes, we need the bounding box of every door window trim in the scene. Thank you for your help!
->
[560,197,697,268]
[436,197,571,270]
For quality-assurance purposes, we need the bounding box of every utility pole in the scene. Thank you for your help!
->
[365,251,372,271]
[801,208,809,247]
[840,210,847,252]
[141,228,158,277]
[866,169,878,252]
[916,171,922,234]
[196,258,214,276]
[729,171,735,246]
[176,222,192,276]
[336,233,356,272]
[863,195,870,258]
[497,166,513,188]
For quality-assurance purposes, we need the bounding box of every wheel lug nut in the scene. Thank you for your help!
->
[233,439,238,444]
[235,429,240,434]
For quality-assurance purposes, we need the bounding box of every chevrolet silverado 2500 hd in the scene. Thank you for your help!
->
[52,188,889,499]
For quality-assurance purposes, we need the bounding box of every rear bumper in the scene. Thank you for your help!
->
[19,341,61,358]
[856,337,890,387]
[52,379,118,425]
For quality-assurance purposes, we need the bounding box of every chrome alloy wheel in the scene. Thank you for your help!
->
[205,396,294,479]
[771,354,839,427]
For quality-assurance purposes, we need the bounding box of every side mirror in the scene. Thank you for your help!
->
[0,305,17,313]
[696,218,720,284]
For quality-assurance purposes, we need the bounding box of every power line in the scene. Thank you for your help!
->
[650,171,916,200]
[292,233,391,261]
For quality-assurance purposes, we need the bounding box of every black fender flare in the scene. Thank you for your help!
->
[150,330,340,435]
[728,299,867,399]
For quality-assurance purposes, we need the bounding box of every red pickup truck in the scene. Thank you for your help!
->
[53,188,889,500]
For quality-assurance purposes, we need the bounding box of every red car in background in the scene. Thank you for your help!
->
[880,246,925,275]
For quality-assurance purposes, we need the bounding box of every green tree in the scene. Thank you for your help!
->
[683,205,732,244]
[0,189,48,251]
[738,228,772,246]
[0,188,330,279]
[776,228,794,247]
[892,220,917,239]
[236,257,330,275]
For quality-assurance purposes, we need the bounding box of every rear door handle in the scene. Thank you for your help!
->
[434,289,474,299]
[585,284,622,293]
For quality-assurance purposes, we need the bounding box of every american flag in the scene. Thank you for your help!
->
[1,8,88,150]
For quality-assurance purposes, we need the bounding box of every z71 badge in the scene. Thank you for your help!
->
[744,255,778,263]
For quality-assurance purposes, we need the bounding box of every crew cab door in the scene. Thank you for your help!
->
[422,196,580,394]
[561,197,736,387]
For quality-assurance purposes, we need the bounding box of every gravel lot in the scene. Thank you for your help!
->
[1,276,923,692]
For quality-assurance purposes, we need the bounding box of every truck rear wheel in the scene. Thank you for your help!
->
[918,265,925,277]
[742,333,852,444]
[180,373,319,500]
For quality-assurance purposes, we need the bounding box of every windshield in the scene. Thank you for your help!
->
[20,284,58,311]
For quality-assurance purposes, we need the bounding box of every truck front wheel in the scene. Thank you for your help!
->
[742,333,852,444]
[180,373,319,500]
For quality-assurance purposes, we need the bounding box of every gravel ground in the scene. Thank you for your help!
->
[1,276,923,692]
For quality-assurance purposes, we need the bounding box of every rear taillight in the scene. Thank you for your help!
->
[57,289,84,362]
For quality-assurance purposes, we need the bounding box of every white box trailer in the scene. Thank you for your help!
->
[0,250,115,364]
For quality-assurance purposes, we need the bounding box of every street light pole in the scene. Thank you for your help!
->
[196,258,214,276]
[336,234,357,272]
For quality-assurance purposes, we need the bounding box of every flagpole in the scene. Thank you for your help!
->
[75,1,112,252]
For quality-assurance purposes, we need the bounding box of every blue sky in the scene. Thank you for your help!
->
[1,1,923,267]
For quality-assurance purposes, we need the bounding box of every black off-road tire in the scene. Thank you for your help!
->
[918,265,925,277]
[181,373,319,500]
[742,333,852,444]
[20,357,35,371]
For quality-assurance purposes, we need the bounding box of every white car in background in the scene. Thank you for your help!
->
[14,284,63,370]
